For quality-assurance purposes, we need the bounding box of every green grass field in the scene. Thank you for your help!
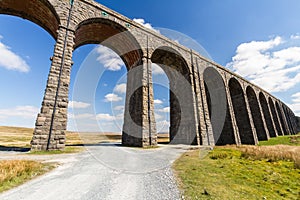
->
[259,134,300,146]
[173,134,300,200]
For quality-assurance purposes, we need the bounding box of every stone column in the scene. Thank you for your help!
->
[257,96,271,140]
[279,104,291,135]
[274,104,284,135]
[244,92,258,145]
[290,112,299,134]
[198,75,214,146]
[122,56,157,147]
[31,26,75,151]
[267,100,279,137]
[296,116,300,133]
[168,69,198,145]
[191,61,205,146]
[224,83,241,145]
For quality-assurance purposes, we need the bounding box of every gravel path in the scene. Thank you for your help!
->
[0,143,191,200]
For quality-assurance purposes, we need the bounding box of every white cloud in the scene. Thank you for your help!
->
[0,41,30,72]
[154,99,163,104]
[96,113,123,122]
[133,18,159,33]
[114,83,126,94]
[96,45,124,71]
[291,34,300,40]
[96,113,116,121]
[292,92,300,103]
[289,92,300,116]
[104,93,122,102]
[68,113,93,120]
[226,36,300,92]
[114,105,124,111]
[152,64,165,75]
[0,105,39,119]
[0,35,3,40]
[158,107,170,113]
[68,101,90,109]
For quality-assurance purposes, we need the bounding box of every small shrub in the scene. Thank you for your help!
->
[209,151,229,160]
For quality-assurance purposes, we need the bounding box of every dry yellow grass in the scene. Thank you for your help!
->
[0,160,54,192]
[0,126,171,148]
[238,145,300,168]
[0,126,34,148]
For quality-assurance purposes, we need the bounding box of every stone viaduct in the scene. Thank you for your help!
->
[0,0,299,150]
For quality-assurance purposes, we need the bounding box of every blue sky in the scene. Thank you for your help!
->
[0,0,299,132]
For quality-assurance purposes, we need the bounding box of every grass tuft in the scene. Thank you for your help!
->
[0,160,55,192]
[238,145,300,169]
[28,146,84,155]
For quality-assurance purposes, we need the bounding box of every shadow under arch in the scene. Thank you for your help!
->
[203,67,235,145]
[275,101,288,135]
[282,106,294,134]
[151,46,197,145]
[246,86,268,141]
[259,93,276,137]
[74,18,143,69]
[0,0,60,39]
[268,98,283,136]
[229,78,255,144]
[73,18,152,146]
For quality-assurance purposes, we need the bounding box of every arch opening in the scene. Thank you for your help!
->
[269,98,283,136]
[151,46,197,145]
[275,102,288,135]
[151,66,170,144]
[72,18,151,146]
[283,107,295,134]
[259,93,276,137]
[0,14,56,150]
[229,78,255,144]
[0,0,59,39]
[203,67,235,145]
[74,18,143,70]
[246,87,268,141]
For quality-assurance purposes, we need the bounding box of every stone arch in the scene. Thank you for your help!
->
[203,67,235,145]
[291,110,299,134]
[259,93,276,137]
[151,46,197,144]
[283,106,295,134]
[229,78,255,144]
[269,98,283,136]
[275,102,288,134]
[0,0,60,39]
[246,87,268,141]
[73,18,156,147]
[74,18,143,69]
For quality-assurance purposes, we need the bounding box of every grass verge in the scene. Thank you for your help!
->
[259,134,300,146]
[0,160,55,193]
[173,147,300,200]
[28,146,84,155]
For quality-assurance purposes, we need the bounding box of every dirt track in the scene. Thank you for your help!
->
[0,143,191,200]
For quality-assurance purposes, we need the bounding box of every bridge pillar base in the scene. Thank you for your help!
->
[31,27,74,151]
[122,57,157,147]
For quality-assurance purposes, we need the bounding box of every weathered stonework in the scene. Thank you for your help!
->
[0,0,298,150]
[296,117,300,132]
